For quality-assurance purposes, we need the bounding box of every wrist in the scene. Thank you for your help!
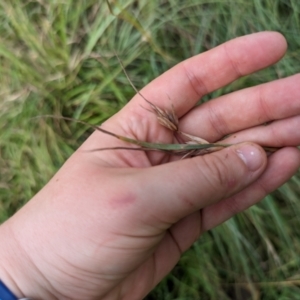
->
[0,218,54,299]
[0,221,26,299]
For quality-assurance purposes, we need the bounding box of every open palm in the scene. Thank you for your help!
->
[1,32,300,300]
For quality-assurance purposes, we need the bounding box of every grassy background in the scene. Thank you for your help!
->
[0,0,300,299]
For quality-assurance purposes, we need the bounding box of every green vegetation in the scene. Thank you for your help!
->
[0,0,300,299]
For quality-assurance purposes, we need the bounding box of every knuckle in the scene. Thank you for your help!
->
[210,155,231,186]
[182,61,208,98]
[193,151,242,197]
[206,102,229,138]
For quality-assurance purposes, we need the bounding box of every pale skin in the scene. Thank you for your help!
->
[0,32,300,299]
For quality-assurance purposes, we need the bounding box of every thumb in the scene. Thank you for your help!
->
[138,142,267,224]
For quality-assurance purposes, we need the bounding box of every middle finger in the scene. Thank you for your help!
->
[179,74,300,142]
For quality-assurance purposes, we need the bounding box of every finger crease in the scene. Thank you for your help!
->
[207,102,229,138]
[167,228,184,256]
[257,86,274,122]
[182,62,208,99]
[223,42,243,78]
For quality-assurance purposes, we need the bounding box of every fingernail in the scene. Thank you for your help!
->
[235,144,264,171]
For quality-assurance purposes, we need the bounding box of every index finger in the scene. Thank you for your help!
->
[124,31,287,118]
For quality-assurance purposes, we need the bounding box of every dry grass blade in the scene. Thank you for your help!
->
[38,110,277,158]
[145,100,179,132]
[38,55,279,158]
[36,114,231,157]
[115,53,179,132]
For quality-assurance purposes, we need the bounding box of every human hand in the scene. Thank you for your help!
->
[0,31,300,300]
